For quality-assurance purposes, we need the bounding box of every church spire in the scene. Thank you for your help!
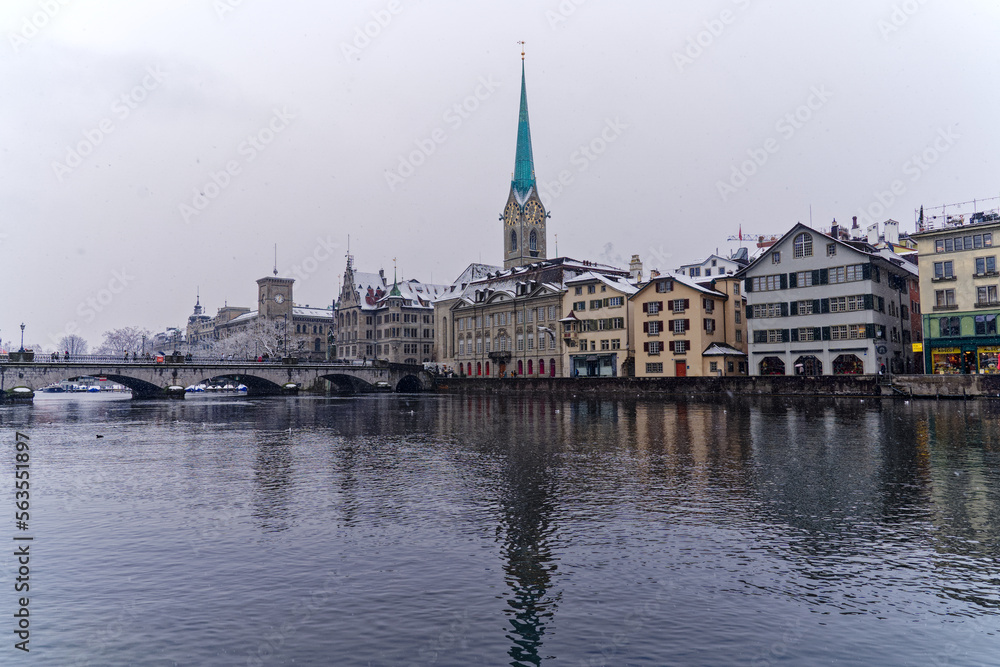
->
[512,51,535,200]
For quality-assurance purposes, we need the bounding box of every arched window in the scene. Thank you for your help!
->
[759,357,786,375]
[528,359,534,375]
[793,232,813,258]
[550,358,556,377]
[477,362,482,376]
[467,362,472,376]
[794,355,822,376]
[510,230,517,252]
[833,354,864,375]
[486,361,490,376]
[517,360,523,375]
[529,230,537,251]
[539,359,545,375]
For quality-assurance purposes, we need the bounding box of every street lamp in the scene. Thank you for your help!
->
[19,322,25,352]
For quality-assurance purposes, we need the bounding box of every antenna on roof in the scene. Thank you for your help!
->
[273,244,278,276]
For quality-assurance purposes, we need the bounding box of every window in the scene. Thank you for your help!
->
[600,339,609,350]
[975,314,997,335]
[674,340,688,354]
[510,230,517,252]
[752,275,782,291]
[648,320,661,335]
[733,282,740,295]
[575,286,583,295]
[977,285,998,305]
[690,267,701,277]
[934,261,955,280]
[527,333,534,350]
[797,327,816,341]
[709,361,718,372]
[940,317,961,337]
[537,307,546,321]
[646,362,663,374]
[647,341,662,355]
[647,301,660,314]
[588,285,596,294]
[516,333,524,350]
[574,301,586,311]
[794,232,813,258]
[735,329,742,342]
[704,318,716,334]
[772,251,781,264]
[529,230,537,251]
[703,298,715,313]
[752,303,782,318]
[975,257,997,275]
[935,289,956,308]
[672,299,687,313]
[796,300,814,315]
[795,271,813,287]
[590,300,603,310]
[608,296,624,307]
[655,280,673,293]
[827,243,836,256]
[830,325,848,340]
[611,339,621,350]
[848,324,866,339]
[673,319,686,334]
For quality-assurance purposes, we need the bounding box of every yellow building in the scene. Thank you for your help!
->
[911,212,1000,373]
[560,272,638,377]
[630,273,747,377]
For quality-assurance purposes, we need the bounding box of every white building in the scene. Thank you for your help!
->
[740,223,918,376]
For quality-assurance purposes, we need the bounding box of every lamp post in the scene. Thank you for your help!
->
[19,322,25,352]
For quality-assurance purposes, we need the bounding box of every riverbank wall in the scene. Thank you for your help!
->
[434,375,1000,398]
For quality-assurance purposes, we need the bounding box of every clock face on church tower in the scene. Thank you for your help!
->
[504,202,518,227]
[525,201,544,225]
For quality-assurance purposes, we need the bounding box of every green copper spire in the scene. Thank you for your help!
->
[389,265,401,297]
[512,60,535,199]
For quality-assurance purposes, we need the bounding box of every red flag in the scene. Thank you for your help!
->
[738,224,743,241]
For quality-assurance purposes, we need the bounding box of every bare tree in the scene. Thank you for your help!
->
[59,334,88,355]
[209,318,286,359]
[96,327,152,355]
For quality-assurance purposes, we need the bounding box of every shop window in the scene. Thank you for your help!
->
[940,316,961,337]
[759,356,785,375]
[794,355,823,376]
[833,354,864,375]
[975,314,997,335]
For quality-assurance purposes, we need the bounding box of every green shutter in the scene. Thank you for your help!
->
[866,323,875,338]
[812,269,821,285]
[781,329,790,343]
[790,328,799,342]
[822,326,831,341]
[813,299,821,313]
[820,268,829,285]
[790,301,799,316]
[746,305,753,319]
[813,327,822,340]
[745,277,753,292]
[863,294,874,310]
[862,264,872,280]
[780,274,788,290]
[821,298,830,314]
[788,272,798,288]
[780,302,789,317]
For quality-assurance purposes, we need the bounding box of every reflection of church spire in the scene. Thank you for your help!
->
[498,442,559,666]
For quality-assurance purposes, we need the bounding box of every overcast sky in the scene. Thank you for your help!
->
[2,0,999,350]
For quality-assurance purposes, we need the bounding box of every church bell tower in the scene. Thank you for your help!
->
[501,46,547,270]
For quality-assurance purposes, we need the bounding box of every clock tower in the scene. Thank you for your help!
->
[257,276,294,321]
[502,53,547,270]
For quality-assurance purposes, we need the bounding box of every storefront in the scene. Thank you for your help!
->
[977,346,1000,374]
[571,353,617,377]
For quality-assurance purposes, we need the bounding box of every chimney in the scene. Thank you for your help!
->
[629,254,643,282]
[885,220,899,246]
[867,223,879,246]
[831,218,839,240]
[852,215,859,229]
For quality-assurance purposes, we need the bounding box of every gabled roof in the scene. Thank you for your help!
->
[631,271,726,300]
[703,343,746,357]
[735,222,868,277]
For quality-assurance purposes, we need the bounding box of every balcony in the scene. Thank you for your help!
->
[974,300,1000,309]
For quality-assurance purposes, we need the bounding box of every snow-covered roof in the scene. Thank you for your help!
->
[226,310,258,325]
[655,272,727,298]
[565,271,639,295]
[293,306,334,319]
[353,271,386,292]
[703,343,746,357]
[377,279,451,308]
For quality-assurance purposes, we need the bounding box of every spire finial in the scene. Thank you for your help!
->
[518,40,525,61]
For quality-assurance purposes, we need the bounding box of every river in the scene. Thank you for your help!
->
[1,393,998,666]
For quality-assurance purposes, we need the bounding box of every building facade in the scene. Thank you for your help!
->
[630,273,747,377]
[560,272,637,377]
[912,216,1000,374]
[740,223,918,376]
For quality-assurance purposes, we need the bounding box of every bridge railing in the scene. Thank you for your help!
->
[0,353,409,368]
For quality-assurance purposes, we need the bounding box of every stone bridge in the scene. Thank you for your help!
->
[0,359,435,399]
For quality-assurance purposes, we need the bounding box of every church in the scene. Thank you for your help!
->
[434,54,632,378]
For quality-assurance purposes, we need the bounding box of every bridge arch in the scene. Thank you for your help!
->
[318,373,375,395]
